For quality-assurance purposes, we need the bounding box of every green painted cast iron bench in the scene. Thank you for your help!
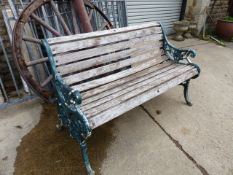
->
[42,22,200,174]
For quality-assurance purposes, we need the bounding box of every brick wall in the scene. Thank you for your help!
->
[207,0,230,29]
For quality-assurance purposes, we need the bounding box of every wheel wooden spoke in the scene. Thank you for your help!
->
[23,36,42,44]
[88,9,94,20]
[84,0,94,8]
[99,22,108,31]
[89,2,113,30]
[31,13,61,37]
[13,0,113,102]
[50,0,72,35]
[41,75,53,87]
[26,58,49,67]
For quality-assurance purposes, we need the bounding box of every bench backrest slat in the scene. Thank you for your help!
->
[47,22,165,92]
[54,34,161,66]
[47,22,160,45]
[72,56,167,92]
[63,50,161,85]
[51,26,162,55]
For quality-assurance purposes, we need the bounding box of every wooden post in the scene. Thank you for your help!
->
[73,0,93,33]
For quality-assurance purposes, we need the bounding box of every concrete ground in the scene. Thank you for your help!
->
[0,38,233,175]
[0,99,42,174]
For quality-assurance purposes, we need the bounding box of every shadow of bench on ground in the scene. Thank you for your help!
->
[14,104,116,175]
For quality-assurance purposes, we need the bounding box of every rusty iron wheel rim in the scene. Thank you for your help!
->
[13,0,113,102]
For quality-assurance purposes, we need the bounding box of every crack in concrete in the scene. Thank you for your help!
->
[140,105,209,175]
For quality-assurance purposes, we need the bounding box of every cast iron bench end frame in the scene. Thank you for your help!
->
[41,23,200,175]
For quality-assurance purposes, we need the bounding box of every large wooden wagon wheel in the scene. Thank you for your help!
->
[13,0,113,102]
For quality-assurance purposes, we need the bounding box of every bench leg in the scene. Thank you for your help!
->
[80,141,95,175]
[182,80,192,106]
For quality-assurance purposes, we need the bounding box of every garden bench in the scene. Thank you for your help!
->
[42,22,200,175]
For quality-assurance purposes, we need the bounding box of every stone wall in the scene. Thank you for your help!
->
[185,0,212,33]
[184,0,230,34]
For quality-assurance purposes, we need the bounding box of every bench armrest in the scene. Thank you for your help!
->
[42,40,91,140]
[160,23,200,78]
[54,76,92,139]
[164,41,196,63]
[161,24,196,63]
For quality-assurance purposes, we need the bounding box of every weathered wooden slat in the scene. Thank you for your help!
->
[63,50,161,85]
[83,66,196,116]
[58,46,156,75]
[55,34,162,66]
[81,60,173,100]
[88,69,198,129]
[71,56,168,92]
[58,44,161,75]
[82,64,185,110]
[47,22,160,45]
[81,61,175,105]
[50,28,162,54]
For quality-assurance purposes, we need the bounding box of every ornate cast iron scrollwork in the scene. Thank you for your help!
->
[160,23,200,78]
[160,23,200,106]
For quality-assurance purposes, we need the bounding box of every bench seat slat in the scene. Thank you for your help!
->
[81,64,187,111]
[71,55,168,92]
[88,68,198,129]
[82,65,196,118]
[81,60,174,103]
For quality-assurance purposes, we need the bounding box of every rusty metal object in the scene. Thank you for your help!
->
[12,0,113,102]
[74,0,93,32]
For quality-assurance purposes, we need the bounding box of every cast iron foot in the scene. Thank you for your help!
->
[80,141,95,175]
[182,80,193,106]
